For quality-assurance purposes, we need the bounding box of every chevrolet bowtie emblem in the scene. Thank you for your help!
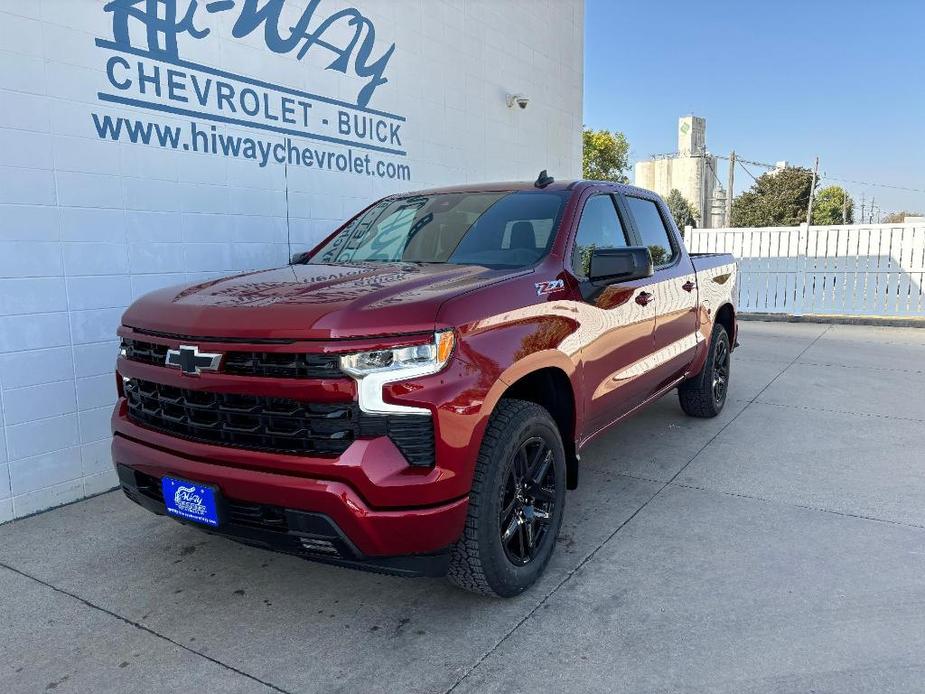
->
[165,345,222,375]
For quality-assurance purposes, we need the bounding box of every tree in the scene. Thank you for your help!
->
[730,166,816,227]
[812,185,854,224]
[647,245,669,266]
[883,211,924,223]
[583,127,630,182]
[665,189,698,232]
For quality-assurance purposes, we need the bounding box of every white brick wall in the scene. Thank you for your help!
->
[0,0,584,521]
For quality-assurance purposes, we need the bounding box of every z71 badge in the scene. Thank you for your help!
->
[535,279,565,296]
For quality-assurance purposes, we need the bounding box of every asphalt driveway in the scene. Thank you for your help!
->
[2,321,924,693]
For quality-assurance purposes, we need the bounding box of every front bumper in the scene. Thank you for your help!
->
[112,431,469,574]
[116,464,451,577]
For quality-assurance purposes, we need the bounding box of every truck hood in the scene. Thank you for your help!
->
[121,263,526,340]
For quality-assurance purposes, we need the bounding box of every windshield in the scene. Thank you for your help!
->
[308,191,569,268]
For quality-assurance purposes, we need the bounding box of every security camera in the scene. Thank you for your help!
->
[506,94,530,110]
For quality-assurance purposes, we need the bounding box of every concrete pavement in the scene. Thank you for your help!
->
[2,321,924,693]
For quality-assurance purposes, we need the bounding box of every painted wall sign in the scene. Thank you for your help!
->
[91,0,411,180]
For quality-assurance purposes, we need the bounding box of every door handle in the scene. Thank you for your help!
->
[635,291,654,306]
[682,280,696,292]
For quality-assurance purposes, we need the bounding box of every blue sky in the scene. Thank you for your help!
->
[583,0,925,215]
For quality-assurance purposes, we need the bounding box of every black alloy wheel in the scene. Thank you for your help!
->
[712,337,730,406]
[447,399,566,597]
[499,436,557,566]
[678,323,731,418]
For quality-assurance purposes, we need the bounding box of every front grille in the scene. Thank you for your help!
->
[122,339,168,366]
[121,339,342,380]
[125,378,357,455]
[227,502,289,532]
[124,377,436,465]
[224,351,342,379]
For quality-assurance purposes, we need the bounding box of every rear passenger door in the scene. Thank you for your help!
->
[570,193,657,437]
[622,194,699,391]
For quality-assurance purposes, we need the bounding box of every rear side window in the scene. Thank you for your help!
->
[571,195,629,277]
[625,196,676,267]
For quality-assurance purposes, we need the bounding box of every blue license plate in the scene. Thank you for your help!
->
[161,477,220,527]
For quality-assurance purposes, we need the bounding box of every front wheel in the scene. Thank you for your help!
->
[447,399,566,597]
[678,322,731,418]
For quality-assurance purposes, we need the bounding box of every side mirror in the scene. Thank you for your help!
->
[588,246,653,285]
[290,251,311,265]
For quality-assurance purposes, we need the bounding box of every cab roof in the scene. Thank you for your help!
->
[402,179,657,199]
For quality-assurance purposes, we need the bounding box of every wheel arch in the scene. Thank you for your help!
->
[498,366,579,490]
[714,302,737,349]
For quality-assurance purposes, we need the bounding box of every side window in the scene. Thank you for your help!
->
[625,196,676,267]
[571,195,629,277]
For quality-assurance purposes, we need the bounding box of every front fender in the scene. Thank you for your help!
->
[380,303,584,497]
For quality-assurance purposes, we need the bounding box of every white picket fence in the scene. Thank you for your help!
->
[686,222,925,317]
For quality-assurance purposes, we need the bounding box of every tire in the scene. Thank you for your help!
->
[447,399,566,598]
[678,322,731,418]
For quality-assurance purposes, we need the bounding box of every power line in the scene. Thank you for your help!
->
[737,160,759,184]
[713,153,925,195]
[715,154,778,169]
[815,176,925,195]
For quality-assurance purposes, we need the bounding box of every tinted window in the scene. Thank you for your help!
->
[571,195,629,277]
[310,191,568,268]
[625,196,675,266]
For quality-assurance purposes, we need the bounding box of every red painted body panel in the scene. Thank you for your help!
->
[112,180,736,564]
[121,263,528,340]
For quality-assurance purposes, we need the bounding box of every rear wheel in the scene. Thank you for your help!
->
[447,399,566,597]
[678,322,730,418]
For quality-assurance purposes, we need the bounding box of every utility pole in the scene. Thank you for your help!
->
[860,192,866,224]
[698,145,707,228]
[842,189,848,224]
[726,150,735,227]
[806,156,819,225]
[870,197,876,224]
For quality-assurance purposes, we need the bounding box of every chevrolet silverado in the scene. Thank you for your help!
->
[113,174,737,597]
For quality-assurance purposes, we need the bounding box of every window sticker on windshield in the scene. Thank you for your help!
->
[535,279,565,296]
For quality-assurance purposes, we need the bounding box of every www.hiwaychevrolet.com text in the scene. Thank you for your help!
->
[92,113,412,180]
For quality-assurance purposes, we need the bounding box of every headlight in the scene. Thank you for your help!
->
[340,331,454,376]
[340,330,455,415]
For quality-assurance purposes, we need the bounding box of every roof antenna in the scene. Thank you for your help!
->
[534,169,554,188]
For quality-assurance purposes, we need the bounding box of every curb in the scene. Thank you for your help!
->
[739,313,925,329]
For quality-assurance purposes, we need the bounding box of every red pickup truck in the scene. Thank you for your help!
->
[112,174,737,597]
